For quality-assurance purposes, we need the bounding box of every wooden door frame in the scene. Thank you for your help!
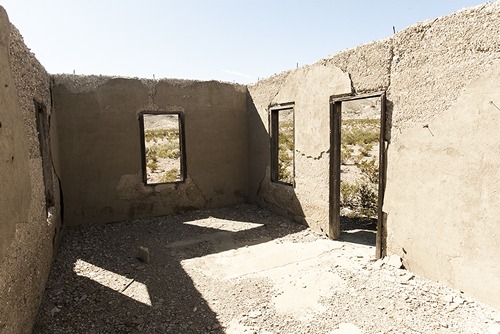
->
[329,91,387,259]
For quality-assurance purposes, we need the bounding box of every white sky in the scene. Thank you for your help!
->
[0,0,492,83]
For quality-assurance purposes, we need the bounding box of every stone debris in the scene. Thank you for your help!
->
[371,259,384,269]
[444,294,454,303]
[398,272,415,284]
[330,323,364,334]
[248,310,262,319]
[137,246,150,264]
[50,307,60,317]
[384,254,403,269]
[33,204,500,334]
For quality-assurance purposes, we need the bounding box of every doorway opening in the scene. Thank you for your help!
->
[330,92,387,258]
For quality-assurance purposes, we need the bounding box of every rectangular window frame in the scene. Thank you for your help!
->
[269,103,295,186]
[139,111,187,185]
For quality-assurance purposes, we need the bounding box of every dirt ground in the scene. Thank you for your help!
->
[34,204,500,334]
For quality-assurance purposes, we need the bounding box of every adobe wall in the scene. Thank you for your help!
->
[52,76,248,225]
[248,2,500,308]
[247,65,350,232]
[383,3,500,309]
[0,7,63,333]
[247,39,393,233]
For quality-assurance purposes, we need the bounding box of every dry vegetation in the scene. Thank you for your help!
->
[277,122,294,184]
[143,116,182,184]
[277,110,294,184]
[340,100,380,219]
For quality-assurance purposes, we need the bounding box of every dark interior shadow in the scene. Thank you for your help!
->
[246,92,307,228]
[33,204,305,334]
[340,216,377,247]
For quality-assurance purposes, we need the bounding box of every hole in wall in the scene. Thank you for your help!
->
[139,112,186,185]
[340,96,381,227]
[270,104,295,186]
[330,92,387,252]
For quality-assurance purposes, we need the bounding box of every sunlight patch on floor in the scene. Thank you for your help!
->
[180,236,341,280]
[183,217,264,232]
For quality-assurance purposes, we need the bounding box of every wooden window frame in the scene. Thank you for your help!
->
[139,111,187,185]
[269,103,295,186]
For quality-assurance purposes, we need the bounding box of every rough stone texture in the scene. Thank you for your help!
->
[388,2,500,141]
[248,2,500,309]
[0,6,63,334]
[384,61,500,309]
[248,65,351,234]
[52,76,248,225]
[382,2,500,309]
[0,8,30,267]
[321,38,393,94]
[1,3,500,332]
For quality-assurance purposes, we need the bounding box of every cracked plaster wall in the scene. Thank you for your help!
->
[0,5,498,332]
[52,76,248,225]
[383,2,500,309]
[0,6,63,333]
[248,2,500,308]
[247,39,393,234]
[247,65,353,233]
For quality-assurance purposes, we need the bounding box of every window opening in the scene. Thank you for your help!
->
[140,112,186,185]
[270,105,295,185]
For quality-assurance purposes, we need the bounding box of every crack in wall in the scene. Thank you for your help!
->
[256,175,266,197]
[140,79,159,110]
[189,175,209,208]
[296,149,329,160]
[387,40,395,91]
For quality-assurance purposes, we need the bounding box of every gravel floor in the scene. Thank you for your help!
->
[33,204,500,334]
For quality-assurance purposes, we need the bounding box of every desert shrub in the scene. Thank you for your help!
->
[147,161,158,172]
[358,158,378,184]
[341,144,354,164]
[343,128,379,146]
[159,168,179,183]
[146,147,159,162]
[339,118,380,218]
[146,142,180,165]
[342,119,379,146]
[340,181,378,218]
[278,121,294,183]
[340,182,359,208]
[359,183,377,217]
[144,128,179,142]
[156,146,180,159]
[359,143,373,157]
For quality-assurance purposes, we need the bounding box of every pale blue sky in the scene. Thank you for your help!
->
[1,0,492,83]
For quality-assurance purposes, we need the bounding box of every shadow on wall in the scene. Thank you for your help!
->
[246,94,306,225]
[33,205,306,333]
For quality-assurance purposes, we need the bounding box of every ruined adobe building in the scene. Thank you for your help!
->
[1,2,499,332]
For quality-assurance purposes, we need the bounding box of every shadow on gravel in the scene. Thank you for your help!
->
[33,204,306,334]
[339,216,377,247]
